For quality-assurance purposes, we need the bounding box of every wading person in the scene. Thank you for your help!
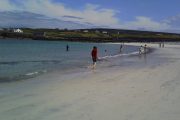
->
[139,45,143,54]
[120,44,123,53]
[91,46,98,69]
[66,44,69,51]
[144,44,147,53]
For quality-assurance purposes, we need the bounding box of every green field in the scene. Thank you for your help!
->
[1,28,180,42]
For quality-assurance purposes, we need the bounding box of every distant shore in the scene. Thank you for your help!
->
[1,34,180,43]
[1,28,180,42]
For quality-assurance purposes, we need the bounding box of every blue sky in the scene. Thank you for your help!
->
[52,0,180,21]
[1,0,180,32]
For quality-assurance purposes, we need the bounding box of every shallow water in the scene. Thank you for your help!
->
[0,39,139,82]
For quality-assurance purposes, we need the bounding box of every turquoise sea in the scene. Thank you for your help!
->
[0,39,139,82]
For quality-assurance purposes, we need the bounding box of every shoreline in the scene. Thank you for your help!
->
[1,43,180,120]
[0,42,151,83]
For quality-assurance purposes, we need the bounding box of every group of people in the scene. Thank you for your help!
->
[159,43,165,48]
[139,44,147,55]
[90,44,124,69]
[66,44,98,69]
[66,44,148,69]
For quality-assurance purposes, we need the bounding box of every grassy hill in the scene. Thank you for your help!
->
[1,28,180,42]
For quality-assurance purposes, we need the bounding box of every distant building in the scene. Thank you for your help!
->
[14,28,23,33]
[83,30,89,33]
[102,31,108,34]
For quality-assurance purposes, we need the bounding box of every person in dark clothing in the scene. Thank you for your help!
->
[91,46,98,69]
[120,44,123,53]
[144,44,147,53]
[66,45,69,51]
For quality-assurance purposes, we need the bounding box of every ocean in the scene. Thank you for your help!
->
[0,39,139,82]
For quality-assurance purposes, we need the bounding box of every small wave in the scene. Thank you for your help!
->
[99,51,140,60]
[25,70,47,76]
[98,48,152,60]
[0,60,62,65]
[25,72,39,76]
[0,70,47,83]
[0,62,19,65]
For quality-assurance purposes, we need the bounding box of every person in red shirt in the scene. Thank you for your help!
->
[91,46,98,69]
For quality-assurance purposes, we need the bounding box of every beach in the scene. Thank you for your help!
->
[0,43,180,120]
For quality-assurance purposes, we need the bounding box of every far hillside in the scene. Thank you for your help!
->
[1,28,180,42]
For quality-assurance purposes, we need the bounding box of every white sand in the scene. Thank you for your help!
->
[1,43,180,120]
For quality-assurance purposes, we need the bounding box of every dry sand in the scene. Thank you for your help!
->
[0,43,180,120]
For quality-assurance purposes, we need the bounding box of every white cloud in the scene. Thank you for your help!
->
[120,16,171,31]
[163,15,180,25]
[0,0,119,26]
[0,0,17,11]
[161,15,180,33]
[1,0,179,33]
[0,11,89,29]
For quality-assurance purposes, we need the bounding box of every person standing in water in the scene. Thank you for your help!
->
[66,44,69,51]
[91,46,98,69]
[162,42,165,48]
[120,44,123,53]
[144,44,147,53]
[139,45,143,54]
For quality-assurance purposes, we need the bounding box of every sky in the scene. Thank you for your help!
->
[0,0,180,32]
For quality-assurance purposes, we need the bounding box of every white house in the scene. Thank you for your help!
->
[102,31,108,34]
[14,29,23,33]
[156,34,162,36]
[83,30,89,33]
